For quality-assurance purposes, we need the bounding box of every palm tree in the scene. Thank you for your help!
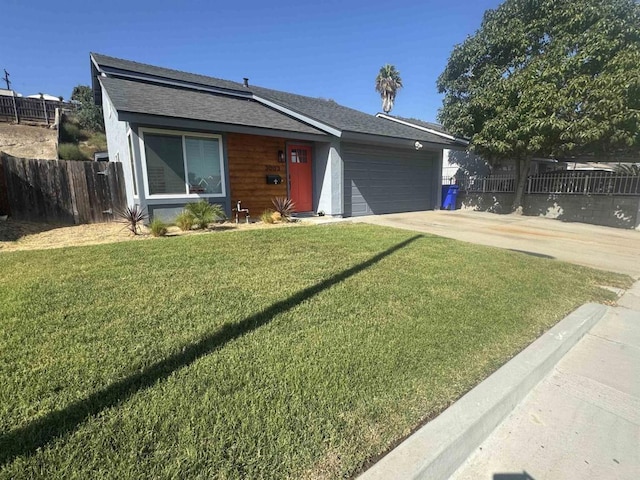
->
[375,64,403,114]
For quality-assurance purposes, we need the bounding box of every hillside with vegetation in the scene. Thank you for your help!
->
[57,85,107,161]
[58,114,107,160]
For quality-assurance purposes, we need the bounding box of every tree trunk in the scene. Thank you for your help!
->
[511,158,531,213]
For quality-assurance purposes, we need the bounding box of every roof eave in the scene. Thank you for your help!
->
[376,113,470,146]
[340,130,457,150]
[116,110,329,141]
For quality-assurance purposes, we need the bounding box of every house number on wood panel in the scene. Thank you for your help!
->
[265,165,281,172]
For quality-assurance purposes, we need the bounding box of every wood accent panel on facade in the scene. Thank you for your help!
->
[227,133,287,217]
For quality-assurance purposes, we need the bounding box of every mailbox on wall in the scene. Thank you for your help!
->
[266,174,282,185]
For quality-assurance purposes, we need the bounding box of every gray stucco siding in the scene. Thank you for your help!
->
[102,88,134,204]
[119,113,327,143]
[342,143,438,217]
[146,199,231,223]
[313,141,343,216]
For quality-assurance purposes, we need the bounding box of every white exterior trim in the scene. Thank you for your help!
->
[252,95,342,138]
[376,113,468,145]
[138,127,226,200]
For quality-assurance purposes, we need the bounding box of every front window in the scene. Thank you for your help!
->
[185,137,222,194]
[141,129,224,197]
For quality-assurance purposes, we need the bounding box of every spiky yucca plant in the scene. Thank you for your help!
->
[118,205,148,235]
[271,197,296,221]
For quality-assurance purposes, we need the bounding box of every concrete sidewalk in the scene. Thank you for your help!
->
[451,302,640,479]
[359,283,640,480]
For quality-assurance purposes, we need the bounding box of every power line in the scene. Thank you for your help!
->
[2,69,11,90]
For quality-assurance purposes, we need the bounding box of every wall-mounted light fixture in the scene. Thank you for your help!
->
[278,150,285,163]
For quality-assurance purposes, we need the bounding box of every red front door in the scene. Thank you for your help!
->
[288,145,312,212]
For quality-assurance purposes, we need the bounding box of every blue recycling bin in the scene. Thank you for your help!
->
[441,185,459,210]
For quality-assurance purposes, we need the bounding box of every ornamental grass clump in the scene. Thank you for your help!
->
[185,200,225,229]
[261,209,276,224]
[149,218,168,237]
[175,211,195,231]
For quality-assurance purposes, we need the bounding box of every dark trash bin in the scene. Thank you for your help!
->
[441,185,459,210]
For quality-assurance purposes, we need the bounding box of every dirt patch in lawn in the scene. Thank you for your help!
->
[0,219,302,253]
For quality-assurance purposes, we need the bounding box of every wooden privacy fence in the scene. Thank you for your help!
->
[0,153,126,224]
[0,96,67,124]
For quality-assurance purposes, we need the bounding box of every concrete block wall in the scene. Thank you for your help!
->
[459,192,640,229]
[458,192,516,215]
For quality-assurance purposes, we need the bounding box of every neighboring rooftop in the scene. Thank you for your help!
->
[0,89,21,97]
[91,53,461,147]
[26,93,63,101]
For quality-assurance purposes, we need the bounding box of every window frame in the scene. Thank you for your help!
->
[138,127,226,199]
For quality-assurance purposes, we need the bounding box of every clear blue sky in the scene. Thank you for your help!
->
[2,0,501,122]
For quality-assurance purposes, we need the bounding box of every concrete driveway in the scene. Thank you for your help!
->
[354,210,640,278]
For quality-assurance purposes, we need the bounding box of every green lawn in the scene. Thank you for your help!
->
[0,224,629,479]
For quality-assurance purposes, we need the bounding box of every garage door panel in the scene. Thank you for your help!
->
[343,143,436,217]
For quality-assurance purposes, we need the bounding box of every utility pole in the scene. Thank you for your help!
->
[2,69,11,90]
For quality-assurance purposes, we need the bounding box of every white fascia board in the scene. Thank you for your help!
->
[376,113,469,145]
[252,95,342,138]
[90,54,102,73]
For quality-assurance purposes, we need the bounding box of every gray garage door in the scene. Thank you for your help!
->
[343,143,437,217]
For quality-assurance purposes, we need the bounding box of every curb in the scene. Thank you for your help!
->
[358,303,609,480]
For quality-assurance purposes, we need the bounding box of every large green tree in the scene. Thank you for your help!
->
[71,85,104,132]
[375,64,403,114]
[437,0,640,211]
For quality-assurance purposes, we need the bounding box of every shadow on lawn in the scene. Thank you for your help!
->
[508,249,555,260]
[0,235,422,465]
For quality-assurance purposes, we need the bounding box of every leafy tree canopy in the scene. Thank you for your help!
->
[71,85,104,132]
[437,0,640,163]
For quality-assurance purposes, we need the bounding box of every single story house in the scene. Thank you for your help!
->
[91,53,463,219]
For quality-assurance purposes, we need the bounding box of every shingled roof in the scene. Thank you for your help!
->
[92,53,248,94]
[99,77,326,136]
[91,53,460,147]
